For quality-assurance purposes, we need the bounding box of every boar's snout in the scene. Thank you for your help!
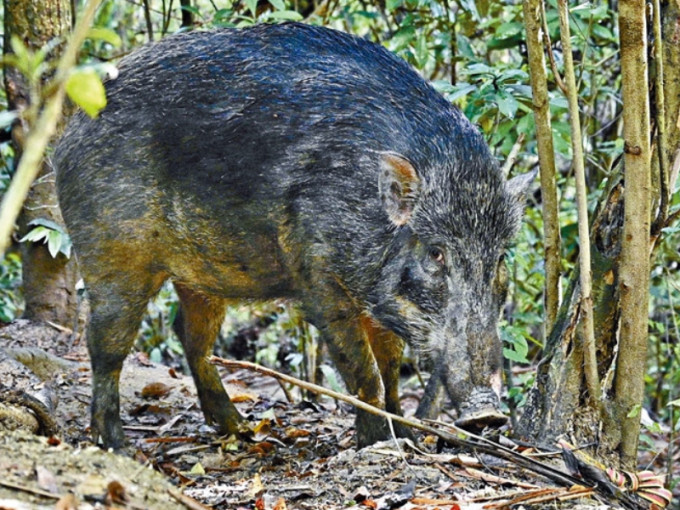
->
[440,315,508,431]
[454,387,507,431]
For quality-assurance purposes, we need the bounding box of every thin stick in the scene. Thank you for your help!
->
[212,358,594,491]
[501,132,525,177]
[168,488,213,510]
[0,479,61,500]
[539,0,567,94]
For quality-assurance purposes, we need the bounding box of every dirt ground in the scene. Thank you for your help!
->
[0,320,677,510]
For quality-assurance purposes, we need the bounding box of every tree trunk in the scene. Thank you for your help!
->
[611,0,652,467]
[517,179,624,458]
[3,0,79,329]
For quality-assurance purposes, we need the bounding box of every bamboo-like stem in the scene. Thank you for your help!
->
[557,0,601,404]
[522,0,562,337]
[651,0,668,235]
[615,0,652,467]
[0,0,103,256]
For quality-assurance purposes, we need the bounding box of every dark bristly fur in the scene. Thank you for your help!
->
[54,22,534,449]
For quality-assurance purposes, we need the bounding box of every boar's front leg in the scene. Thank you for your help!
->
[300,285,392,446]
[321,315,390,447]
[360,315,415,440]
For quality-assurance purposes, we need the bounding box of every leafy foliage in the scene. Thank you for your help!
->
[19,218,72,258]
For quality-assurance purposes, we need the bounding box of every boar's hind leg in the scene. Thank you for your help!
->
[87,274,166,450]
[174,283,244,436]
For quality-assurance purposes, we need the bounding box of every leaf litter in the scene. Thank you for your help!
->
[0,325,675,509]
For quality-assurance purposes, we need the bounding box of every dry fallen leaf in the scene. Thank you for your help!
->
[250,473,264,499]
[35,465,57,494]
[55,494,79,510]
[106,480,129,505]
[273,497,288,510]
[140,382,173,399]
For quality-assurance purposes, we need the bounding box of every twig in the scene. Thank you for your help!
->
[46,320,73,334]
[433,462,459,481]
[144,436,198,444]
[142,0,154,41]
[211,356,644,509]
[464,466,541,489]
[168,488,212,510]
[276,378,293,403]
[501,132,526,176]
[0,479,61,500]
[386,415,411,471]
[539,0,567,94]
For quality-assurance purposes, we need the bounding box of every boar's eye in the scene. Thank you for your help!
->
[428,246,446,266]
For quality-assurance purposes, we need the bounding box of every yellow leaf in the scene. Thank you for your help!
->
[65,68,107,118]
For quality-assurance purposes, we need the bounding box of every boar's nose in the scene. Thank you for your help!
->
[454,387,507,431]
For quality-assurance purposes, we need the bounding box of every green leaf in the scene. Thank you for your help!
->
[180,4,201,16]
[150,347,162,364]
[496,92,519,118]
[20,219,72,258]
[415,34,428,68]
[503,347,529,364]
[431,80,456,94]
[245,0,258,16]
[448,84,477,102]
[591,24,615,42]
[47,230,61,258]
[386,0,403,9]
[0,111,18,130]
[86,27,122,47]
[495,22,523,39]
[9,36,30,71]
[269,0,285,10]
[28,218,63,231]
[267,10,304,21]
[66,68,107,118]
[389,26,416,52]
[627,404,641,418]
[19,226,50,244]
[319,364,344,394]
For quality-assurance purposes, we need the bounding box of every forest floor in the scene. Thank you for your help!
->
[0,320,677,510]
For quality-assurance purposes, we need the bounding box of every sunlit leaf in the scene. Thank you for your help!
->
[65,68,107,118]
[86,27,122,47]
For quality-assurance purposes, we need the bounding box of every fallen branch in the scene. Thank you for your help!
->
[0,479,61,500]
[212,357,645,509]
[168,488,212,510]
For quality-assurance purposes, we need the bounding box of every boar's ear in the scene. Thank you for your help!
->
[506,168,537,204]
[379,152,420,226]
